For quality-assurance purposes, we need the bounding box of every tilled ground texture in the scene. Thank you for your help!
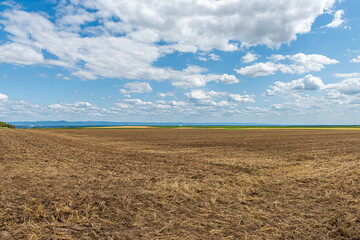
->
[0,129,359,239]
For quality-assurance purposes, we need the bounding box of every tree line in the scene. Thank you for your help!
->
[0,121,15,129]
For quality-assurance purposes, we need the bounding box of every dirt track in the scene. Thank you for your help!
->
[0,129,359,239]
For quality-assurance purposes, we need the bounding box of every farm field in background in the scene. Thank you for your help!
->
[82,125,360,130]
[0,128,359,239]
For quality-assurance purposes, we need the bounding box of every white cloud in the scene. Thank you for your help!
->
[350,56,360,63]
[0,9,238,88]
[208,91,227,97]
[265,74,325,96]
[0,1,338,88]
[236,53,338,77]
[326,78,360,95]
[0,93,9,101]
[324,91,346,100]
[114,102,130,109]
[170,68,239,88]
[228,94,255,103]
[325,10,344,28]
[244,107,268,113]
[198,56,208,61]
[218,74,239,84]
[171,75,209,88]
[242,52,258,63]
[185,90,210,100]
[0,97,117,120]
[119,89,128,94]
[184,90,217,106]
[1,10,163,79]
[198,53,221,61]
[122,82,153,93]
[268,96,330,115]
[113,99,192,116]
[123,99,153,105]
[287,53,339,72]
[77,0,337,49]
[31,88,250,118]
[157,92,174,98]
[184,89,253,107]
[115,98,191,114]
[209,53,220,61]
[236,62,278,77]
[334,72,360,78]
[263,74,360,115]
[169,101,187,106]
[184,90,227,101]
[57,8,96,32]
[48,101,99,111]
[0,100,44,117]
[0,43,44,65]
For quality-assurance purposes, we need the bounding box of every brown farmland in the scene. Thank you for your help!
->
[0,128,359,239]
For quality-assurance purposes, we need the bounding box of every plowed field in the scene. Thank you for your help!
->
[0,129,359,239]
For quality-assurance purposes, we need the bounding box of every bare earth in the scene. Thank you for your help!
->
[0,129,359,239]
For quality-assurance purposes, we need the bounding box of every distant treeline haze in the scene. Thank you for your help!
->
[0,121,15,128]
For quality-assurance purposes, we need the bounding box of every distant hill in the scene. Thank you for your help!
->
[9,121,274,129]
[0,121,15,129]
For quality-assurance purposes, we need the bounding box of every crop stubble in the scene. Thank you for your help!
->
[0,129,359,239]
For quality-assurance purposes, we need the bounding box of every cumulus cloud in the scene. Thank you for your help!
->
[0,1,338,88]
[326,78,360,95]
[242,52,258,63]
[286,53,339,72]
[208,53,221,61]
[2,87,254,120]
[123,99,153,105]
[265,74,325,96]
[0,93,9,101]
[228,94,255,103]
[325,10,345,28]
[114,98,191,115]
[198,53,221,61]
[184,89,253,107]
[114,102,130,109]
[120,82,153,94]
[236,53,338,77]
[1,95,190,120]
[218,74,239,84]
[263,73,360,113]
[350,56,360,63]
[0,97,116,119]
[185,90,227,101]
[268,95,332,116]
[0,9,236,88]
[171,70,239,88]
[76,0,336,49]
[48,101,100,112]
[236,62,279,77]
[185,90,210,101]
[184,90,218,106]
[157,92,174,98]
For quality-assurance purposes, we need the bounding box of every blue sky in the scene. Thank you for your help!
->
[0,0,360,124]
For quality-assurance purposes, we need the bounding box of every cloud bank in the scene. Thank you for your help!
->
[0,0,338,86]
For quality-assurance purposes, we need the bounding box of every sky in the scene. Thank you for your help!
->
[0,0,360,124]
